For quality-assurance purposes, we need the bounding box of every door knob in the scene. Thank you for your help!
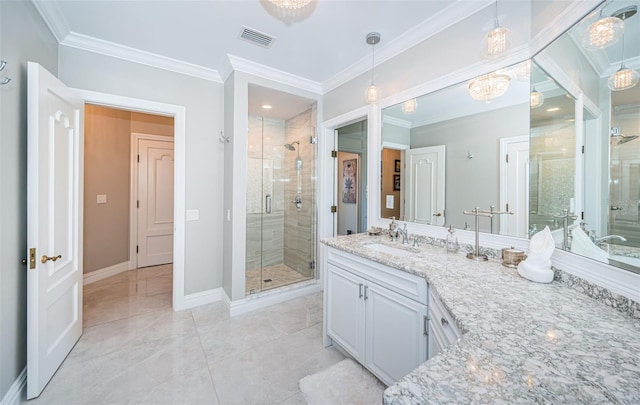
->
[41,254,62,264]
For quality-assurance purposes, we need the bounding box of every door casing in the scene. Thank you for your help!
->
[75,89,188,310]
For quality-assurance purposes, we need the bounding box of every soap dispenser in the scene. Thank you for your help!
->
[446,225,459,253]
[389,217,397,240]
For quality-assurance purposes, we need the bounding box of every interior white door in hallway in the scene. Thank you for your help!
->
[404,145,446,225]
[137,138,174,268]
[27,62,84,399]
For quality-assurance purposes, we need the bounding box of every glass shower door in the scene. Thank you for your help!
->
[246,109,317,295]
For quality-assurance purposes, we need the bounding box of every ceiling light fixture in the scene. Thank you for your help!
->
[262,104,273,109]
[546,107,560,112]
[267,0,312,10]
[582,4,625,50]
[365,32,381,104]
[513,60,531,81]
[481,0,512,60]
[607,6,639,91]
[530,88,544,109]
[468,71,511,103]
[402,98,418,114]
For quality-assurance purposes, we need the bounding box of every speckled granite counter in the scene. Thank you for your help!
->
[321,233,640,404]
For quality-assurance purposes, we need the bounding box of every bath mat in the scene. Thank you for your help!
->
[299,358,385,405]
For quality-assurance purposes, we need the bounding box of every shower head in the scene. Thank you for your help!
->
[617,135,639,145]
[284,140,300,151]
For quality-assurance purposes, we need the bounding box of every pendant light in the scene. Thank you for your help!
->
[582,5,624,50]
[267,0,312,10]
[481,0,512,60]
[365,32,381,104]
[607,6,639,91]
[530,87,544,109]
[402,98,418,114]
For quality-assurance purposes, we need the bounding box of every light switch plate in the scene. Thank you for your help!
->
[97,194,107,204]
[186,209,199,221]
[386,195,394,209]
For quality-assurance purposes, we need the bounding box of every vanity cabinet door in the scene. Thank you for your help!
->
[326,263,366,362]
[365,281,428,385]
[428,288,461,359]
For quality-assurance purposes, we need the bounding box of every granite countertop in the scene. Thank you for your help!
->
[321,233,640,404]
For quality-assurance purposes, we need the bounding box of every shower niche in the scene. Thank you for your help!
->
[245,84,317,294]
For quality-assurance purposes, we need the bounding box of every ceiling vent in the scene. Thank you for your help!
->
[240,26,275,48]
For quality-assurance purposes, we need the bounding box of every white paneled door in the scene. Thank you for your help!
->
[500,136,530,238]
[137,139,174,268]
[405,145,446,225]
[27,62,84,399]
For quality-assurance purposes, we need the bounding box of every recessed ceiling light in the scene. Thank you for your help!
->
[546,107,561,112]
[262,104,273,109]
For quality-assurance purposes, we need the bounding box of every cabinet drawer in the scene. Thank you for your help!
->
[328,247,427,303]
[429,288,461,346]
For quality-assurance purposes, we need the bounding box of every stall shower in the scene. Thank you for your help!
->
[245,101,317,294]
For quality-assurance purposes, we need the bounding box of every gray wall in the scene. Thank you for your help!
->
[410,103,529,233]
[58,46,224,295]
[0,0,58,398]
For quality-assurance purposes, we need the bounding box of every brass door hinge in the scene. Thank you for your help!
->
[29,248,36,269]
[331,205,337,213]
[331,150,337,158]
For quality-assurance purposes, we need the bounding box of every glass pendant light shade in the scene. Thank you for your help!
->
[402,98,418,114]
[608,66,640,91]
[530,89,544,108]
[267,0,312,10]
[366,85,379,104]
[468,72,511,103]
[583,15,624,50]
[482,24,512,59]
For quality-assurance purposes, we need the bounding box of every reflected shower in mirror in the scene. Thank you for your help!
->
[380,61,530,237]
[534,0,640,274]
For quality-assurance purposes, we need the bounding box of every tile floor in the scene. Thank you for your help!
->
[24,265,344,405]
[245,263,312,295]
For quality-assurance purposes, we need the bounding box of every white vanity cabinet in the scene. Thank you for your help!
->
[428,287,461,358]
[325,247,428,386]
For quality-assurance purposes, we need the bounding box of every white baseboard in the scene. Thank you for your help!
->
[1,367,26,405]
[83,261,131,285]
[181,288,223,310]
[227,280,321,317]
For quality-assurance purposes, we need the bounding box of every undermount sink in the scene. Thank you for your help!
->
[364,243,415,258]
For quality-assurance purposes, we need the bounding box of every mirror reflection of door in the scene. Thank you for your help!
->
[404,146,446,225]
[336,120,367,235]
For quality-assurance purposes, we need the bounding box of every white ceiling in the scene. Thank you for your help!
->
[34,0,547,87]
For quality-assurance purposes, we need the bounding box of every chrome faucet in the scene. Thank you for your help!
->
[595,235,627,246]
[395,224,409,246]
[553,209,578,250]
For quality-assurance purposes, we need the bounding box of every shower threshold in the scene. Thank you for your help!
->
[245,263,312,295]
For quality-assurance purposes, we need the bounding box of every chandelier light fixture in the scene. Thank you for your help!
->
[513,60,531,81]
[468,71,511,103]
[267,0,312,10]
[481,0,512,60]
[582,7,624,50]
[530,88,544,109]
[365,32,381,104]
[402,98,418,114]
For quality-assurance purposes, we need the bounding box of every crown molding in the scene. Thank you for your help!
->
[382,115,412,129]
[227,54,322,94]
[31,0,70,42]
[61,32,223,83]
[322,0,495,94]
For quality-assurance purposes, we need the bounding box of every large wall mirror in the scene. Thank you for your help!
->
[535,0,640,273]
[381,62,531,237]
[379,0,639,275]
